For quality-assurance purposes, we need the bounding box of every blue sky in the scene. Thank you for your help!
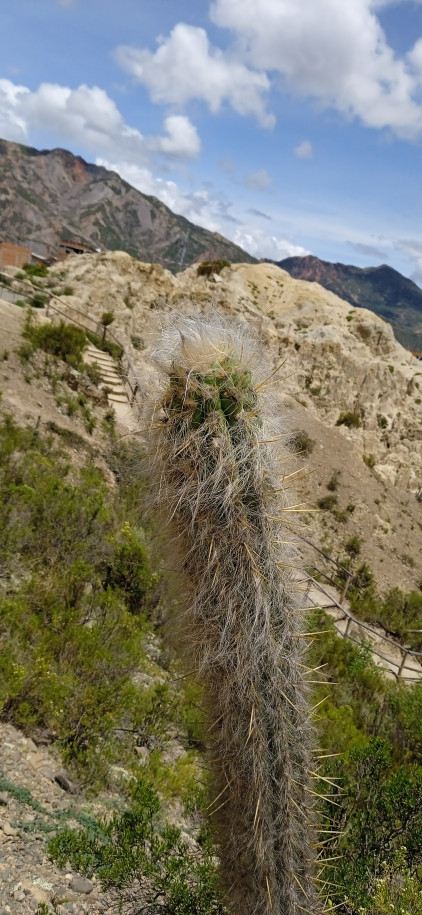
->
[2,0,422,282]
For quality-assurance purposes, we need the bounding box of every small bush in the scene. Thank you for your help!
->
[336,411,361,429]
[101,310,115,328]
[82,360,102,385]
[48,778,227,914]
[24,318,87,367]
[23,262,48,278]
[294,429,315,455]
[131,335,145,350]
[327,471,340,492]
[317,494,338,511]
[376,413,388,429]
[30,292,48,309]
[363,453,376,468]
[197,260,230,277]
[345,535,362,557]
[105,524,157,613]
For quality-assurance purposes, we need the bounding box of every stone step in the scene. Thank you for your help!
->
[108,394,129,404]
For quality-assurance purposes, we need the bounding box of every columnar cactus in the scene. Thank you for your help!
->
[146,314,321,915]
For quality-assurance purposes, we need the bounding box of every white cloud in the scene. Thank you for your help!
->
[294,140,313,159]
[245,168,272,189]
[0,79,29,140]
[408,38,422,81]
[210,0,422,136]
[233,227,309,261]
[146,116,200,158]
[115,23,275,127]
[0,80,200,162]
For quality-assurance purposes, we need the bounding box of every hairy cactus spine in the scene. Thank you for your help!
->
[146,314,321,915]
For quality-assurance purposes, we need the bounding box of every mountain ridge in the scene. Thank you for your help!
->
[273,254,422,350]
[0,138,256,273]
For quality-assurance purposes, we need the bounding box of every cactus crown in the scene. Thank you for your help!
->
[166,357,256,430]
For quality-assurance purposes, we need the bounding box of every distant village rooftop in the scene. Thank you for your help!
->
[0,238,102,269]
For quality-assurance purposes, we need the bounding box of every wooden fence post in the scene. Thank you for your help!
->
[340,571,352,604]
[397,652,408,679]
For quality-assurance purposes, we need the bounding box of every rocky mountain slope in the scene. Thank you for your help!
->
[3,253,420,596]
[275,254,422,351]
[0,138,256,272]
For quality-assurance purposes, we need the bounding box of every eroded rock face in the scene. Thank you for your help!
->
[50,254,421,493]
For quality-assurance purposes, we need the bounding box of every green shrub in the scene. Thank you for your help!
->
[30,292,48,308]
[350,587,422,651]
[48,778,227,914]
[23,262,48,277]
[24,318,87,367]
[345,535,362,556]
[322,739,422,911]
[82,360,102,385]
[376,413,388,429]
[363,452,376,468]
[0,413,157,785]
[327,471,340,491]
[105,524,157,613]
[100,311,115,327]
[295,428,315,455]
[131,334,145,350]
[197,260,230,277]
[336,411,361,429]
[317,493,338,511]
[305,611,422,910]
[367,857,422,915]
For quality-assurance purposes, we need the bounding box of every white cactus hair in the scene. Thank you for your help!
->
[144,311,322,915]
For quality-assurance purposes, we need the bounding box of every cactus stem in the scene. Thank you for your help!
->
[145,314,324,915]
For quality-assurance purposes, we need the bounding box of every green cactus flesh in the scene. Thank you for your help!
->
[149,322,322,915]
